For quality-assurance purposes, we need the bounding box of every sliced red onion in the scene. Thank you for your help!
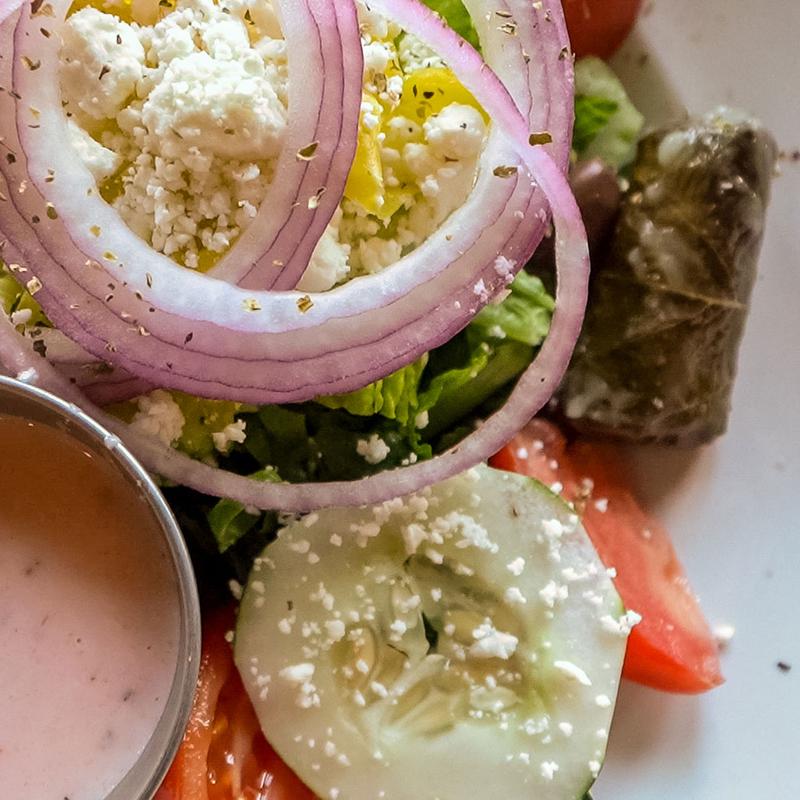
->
[209,0,363,291]
[369,0,567,156]
[0,134,528,400]
[0,0,590,510]
[0,0,23,25]
[0,0,572,404]
[28,326,97,365]
[38,329,151,403]
[0,153,587,513]
[26,327,149,405]
[462,0,573,299]
[0,312,42,379]
[0,233,150,403]
[54,363,152,404]
[6,0,361,330]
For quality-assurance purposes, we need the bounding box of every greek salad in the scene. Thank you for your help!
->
[0,0,777,797]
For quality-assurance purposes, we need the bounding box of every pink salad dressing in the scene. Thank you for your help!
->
[0,416,181,800]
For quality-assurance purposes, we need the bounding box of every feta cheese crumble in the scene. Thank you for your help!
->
[129,389,185,446]
[553,660,593,687]
[540,761,559,781]
[504,586,527,605]
[212,418,247,454]
[356,434,391,465]
[60,0,288,270]
[65,119,122,183]
[397,32,445,73]
[507,557,526,576]
[594,694,612,708]
[713,623,736,648]
[599,610,642,637]
[539,580,569,608]
[469,622,519,660]
[59,0,490,291]
[60,7,145,121]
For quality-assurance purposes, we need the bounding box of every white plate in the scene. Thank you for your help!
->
[593,1,800,797]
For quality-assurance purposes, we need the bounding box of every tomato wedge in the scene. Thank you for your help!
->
[156,608,314,800]
[562,0,643,59]
[491,419,723,694]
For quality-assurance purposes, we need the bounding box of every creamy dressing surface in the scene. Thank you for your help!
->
[0,416,180,800]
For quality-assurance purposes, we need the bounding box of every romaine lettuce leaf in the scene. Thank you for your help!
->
[574,57,644,169]
[415,272,554,436]
[419,339,533,438]
[316,270,553,438]
[198,271,554,553]
[316,355,428,425]
[469,271,554,346]
[207,467,280,553]
[573,95,620,154]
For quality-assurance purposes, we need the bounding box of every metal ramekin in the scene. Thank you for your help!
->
[0,375,201,800]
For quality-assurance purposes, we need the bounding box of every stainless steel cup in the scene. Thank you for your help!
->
[0,375,201,800]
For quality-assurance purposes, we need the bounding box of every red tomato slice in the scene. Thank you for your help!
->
[156,608,315,800]
[562,0,643,59]
[491,419,724,694]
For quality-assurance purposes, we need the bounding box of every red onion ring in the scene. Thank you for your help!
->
[21,328,148,402]
[213,0,364,291]
[0,0,589,510]
[0,170,586,512]
[56,364,152,404]
[0,234,150,402]
[38,330,151,403]
[0,0,22,24]
[209,0,363,291]
[6,0,361,327]
[0,0,568,404]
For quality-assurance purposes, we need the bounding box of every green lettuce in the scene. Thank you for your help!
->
[316,355,428,425]
[207,467,280,553]
[469,272,554,346]
[418,339,533,438]
[315,270,554,442]
[0,264,49,328]
[573,95,620,154]
[573,57,644,169]
[199,270,555,554]
[417,271,554,436]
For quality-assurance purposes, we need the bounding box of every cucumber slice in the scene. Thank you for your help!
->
[236,466,630,800]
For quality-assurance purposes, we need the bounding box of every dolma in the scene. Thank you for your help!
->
[559,108,777,445]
